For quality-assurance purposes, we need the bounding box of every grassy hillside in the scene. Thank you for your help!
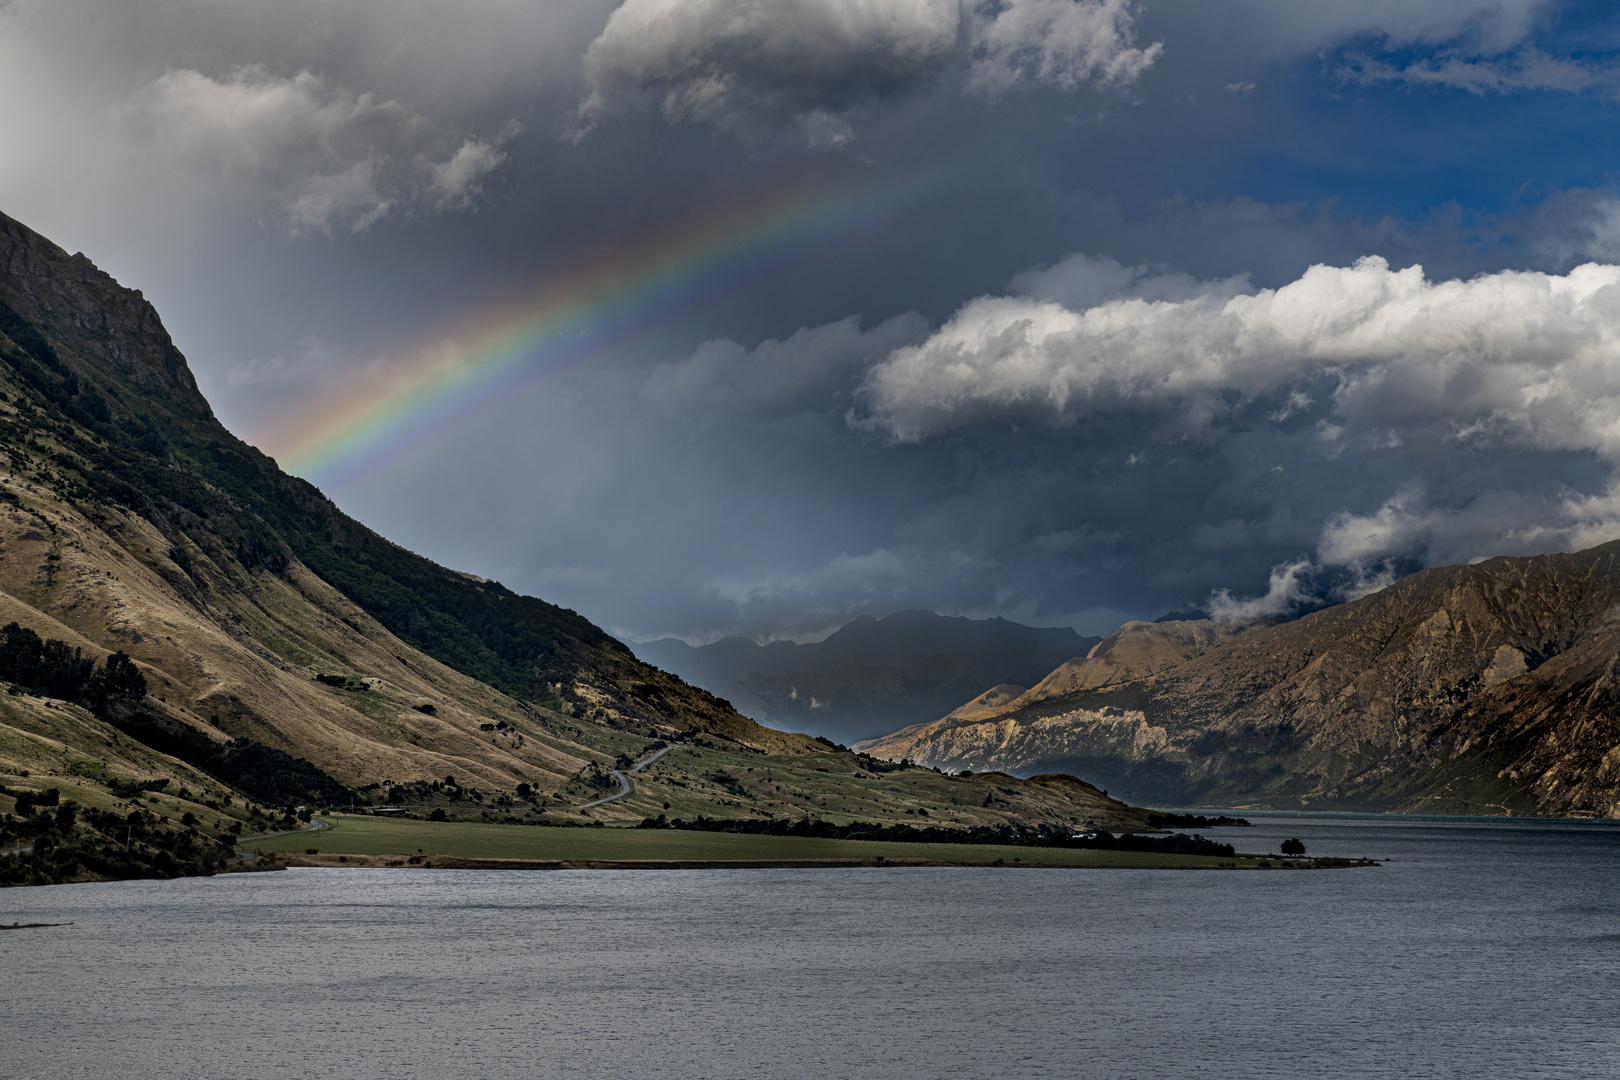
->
[0,208,1158,845]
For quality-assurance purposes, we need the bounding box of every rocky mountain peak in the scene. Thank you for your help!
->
[0,211,209,415]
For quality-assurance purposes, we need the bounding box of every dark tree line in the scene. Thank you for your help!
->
[636,813,1239,858]
[0,623,349,808]
[99,708,352,808]
[0,802,233,887]
[0,622,146,714]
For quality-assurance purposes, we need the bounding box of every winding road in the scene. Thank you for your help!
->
[578,743,680,809]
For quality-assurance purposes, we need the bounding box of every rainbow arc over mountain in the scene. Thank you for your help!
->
[278,181,904,492]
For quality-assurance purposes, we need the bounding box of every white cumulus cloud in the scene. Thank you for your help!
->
[855,256,1620,458]
[1206,558,1316,622]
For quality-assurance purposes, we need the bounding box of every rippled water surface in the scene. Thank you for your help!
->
[2,813,1617,1079]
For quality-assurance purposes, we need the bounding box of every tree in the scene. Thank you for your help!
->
[100,651,147,699]
[429,807,447,821]
[1280,837,1306,857]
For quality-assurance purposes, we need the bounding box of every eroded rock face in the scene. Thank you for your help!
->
[862,548,1620,817]
[0,215,208,413]
[1014,618,1261,707]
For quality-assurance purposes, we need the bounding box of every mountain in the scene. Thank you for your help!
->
[633,610,1099,744]
[856,549,1620,817]
[0,208,1143,846]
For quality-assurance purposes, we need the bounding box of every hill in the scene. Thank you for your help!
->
[634,611,1098,744]
[0,207,1145,845]
[857,549,1620,817]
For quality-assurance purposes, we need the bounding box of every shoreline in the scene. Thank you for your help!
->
[233,814,1380,873]
[273,851,1378,871]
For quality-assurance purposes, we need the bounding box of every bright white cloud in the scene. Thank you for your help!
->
[1317,482,1620,584]
[133,65,511,235]
[1206,558,1316,621]
[1319,492,1428,568]
[575,0,1158,137]
[856,256,1620,459]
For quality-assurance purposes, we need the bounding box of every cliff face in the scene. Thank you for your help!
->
[857,548,1620,817]
[0,215,208,414]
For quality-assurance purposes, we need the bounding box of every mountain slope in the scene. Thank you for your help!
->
[0,209,809,763]
[0,208,1146,833]
[858,548,1620,817]
[635,611,1098,743]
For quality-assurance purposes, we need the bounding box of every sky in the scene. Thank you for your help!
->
[6,0,1620,643]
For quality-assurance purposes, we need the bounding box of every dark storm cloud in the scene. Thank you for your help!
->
[573,0,1161,142]
[7,0,1620,647]
[642,313,928,420]
[131,66,516,235]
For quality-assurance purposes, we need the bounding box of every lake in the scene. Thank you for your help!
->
[2,813,1617,1079]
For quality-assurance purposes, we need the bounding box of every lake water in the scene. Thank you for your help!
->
[2,813,1617,1079]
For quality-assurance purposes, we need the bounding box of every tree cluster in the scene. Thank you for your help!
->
[0,622,146,715]
[0,803,233,887]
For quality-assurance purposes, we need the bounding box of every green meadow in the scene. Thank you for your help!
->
[243,814,1354,869]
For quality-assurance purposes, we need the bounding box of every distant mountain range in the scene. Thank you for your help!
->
[634,611,1099,745]
[857,547,1620,817]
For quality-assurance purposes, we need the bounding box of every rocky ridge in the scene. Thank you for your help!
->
[857,550,1620,817]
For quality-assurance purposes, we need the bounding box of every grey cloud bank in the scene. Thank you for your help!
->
[4,0,1620,646]
[133,65,514,235]
[574,0,1160,140]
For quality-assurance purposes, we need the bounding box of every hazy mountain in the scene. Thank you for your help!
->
[0,208,1138,839]
[634,611,1099,744]
[857,551,1620,817]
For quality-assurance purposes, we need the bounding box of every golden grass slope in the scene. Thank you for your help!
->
[0,453,1156,829]
[0,457,610,797]
[0,691,251,838]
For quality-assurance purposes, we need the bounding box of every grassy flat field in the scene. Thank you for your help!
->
[243,814,1334,869]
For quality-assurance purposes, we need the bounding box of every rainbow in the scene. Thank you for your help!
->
[276,179,909,492]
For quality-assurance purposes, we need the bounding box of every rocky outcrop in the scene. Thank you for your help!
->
[0,214,208,413]
[860,548,1620,817]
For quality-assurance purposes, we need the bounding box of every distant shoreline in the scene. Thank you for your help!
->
[274,852,1376,870]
